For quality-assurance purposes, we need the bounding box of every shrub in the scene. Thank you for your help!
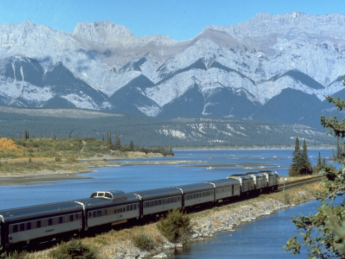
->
[156,209,192,243]
[131,233,155,251]
[50,239,97,259]
[0,249,27,259]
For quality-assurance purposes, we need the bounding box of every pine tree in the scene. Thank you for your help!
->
[114,134,121,150]
[289,137,302,176]
[129,140,134,151]
[300,139,312,175]
[317,152,322,167]
[107,132,112,145]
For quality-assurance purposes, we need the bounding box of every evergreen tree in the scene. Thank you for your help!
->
[317,152,322,167]
[285,79,345,257]
[289,137,302,176]
[129,140,134,151]
[107,132,112,145]
[336,137,343,160]
[114,134,121,150]
[300,139,312,175]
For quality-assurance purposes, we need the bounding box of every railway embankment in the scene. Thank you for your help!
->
[75,180,320,259]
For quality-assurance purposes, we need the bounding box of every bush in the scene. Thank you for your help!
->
[49,239,97,259]
[0,249,27,259]
[156,209,192,243]
[131,233,155,251]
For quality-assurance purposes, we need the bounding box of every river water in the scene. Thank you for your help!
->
[0,149,335,257]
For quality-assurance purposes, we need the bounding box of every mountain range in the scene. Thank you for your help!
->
[1,12,345,128]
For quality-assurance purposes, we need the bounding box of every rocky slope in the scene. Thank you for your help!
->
[0,13,345,126]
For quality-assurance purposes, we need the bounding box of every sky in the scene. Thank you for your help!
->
[0,0,344,41]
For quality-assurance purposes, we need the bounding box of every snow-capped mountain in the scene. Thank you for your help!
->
[0,12,345,126]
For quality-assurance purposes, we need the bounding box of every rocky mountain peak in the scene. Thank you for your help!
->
[72,21,133,43]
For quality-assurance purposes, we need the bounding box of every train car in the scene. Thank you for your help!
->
[246,172,265,193]
[207,178,241,201]
[175,182,215,208]
[260,171,279,191]
[0,201,83,248]
[76,190,140,230]
[227,174,253,194]
[132,187,182,217]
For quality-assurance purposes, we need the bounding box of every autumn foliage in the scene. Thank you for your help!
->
[0,138,18,151]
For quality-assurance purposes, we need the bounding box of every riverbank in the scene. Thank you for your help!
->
[23,180,322,259]
[0,151,166,184]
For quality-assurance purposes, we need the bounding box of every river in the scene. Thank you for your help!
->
[0,149,335,257]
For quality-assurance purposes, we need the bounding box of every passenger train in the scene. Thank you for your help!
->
[0,171,278,249]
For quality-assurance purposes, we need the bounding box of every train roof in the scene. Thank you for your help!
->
[76,193,139,208]
[260,170,277,175]
[131,187,181,200]
[0,201,82,222]
[174,182,214,193]
[207,178,240,187]
[90,190,126,201]
[246,172,264,177]
[228,174,251,179]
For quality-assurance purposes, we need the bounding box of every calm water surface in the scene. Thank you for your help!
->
[0,149,332,210]
[0,149,334,258]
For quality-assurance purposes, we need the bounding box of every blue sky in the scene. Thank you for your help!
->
[0,0,344,41]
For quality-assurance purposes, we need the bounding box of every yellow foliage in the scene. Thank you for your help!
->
[0,138,18,151]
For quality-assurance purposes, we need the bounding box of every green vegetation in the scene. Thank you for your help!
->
[289,137,312,176]
[131,233,155,251]
[0,249,27,259]
[49,239,98,259]
[284,79,345,258]
[0,136,173,160]
[157,209,192,243]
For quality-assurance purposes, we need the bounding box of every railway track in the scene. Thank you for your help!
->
[277,175,324,192]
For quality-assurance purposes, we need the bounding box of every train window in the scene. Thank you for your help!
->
[48,219,53,226]
[153,201,157,206]
[13,225,18,233]
[105,193,111,198]
[70,215,74,222]
[37,221,41,228]
[19,223,25,232]
[93,211,96,218]
[27,222,31,230]
[104,209,108,215]
[97,211,101,217]
[127,205,129,211]
[59,217,63,224]
[89,212,92,218]
[76,214,79,219]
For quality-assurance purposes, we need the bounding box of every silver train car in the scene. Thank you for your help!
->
[0,201,83,248]
[0,172,278,248]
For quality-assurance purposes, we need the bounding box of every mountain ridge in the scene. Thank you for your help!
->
[0,13,345,127]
